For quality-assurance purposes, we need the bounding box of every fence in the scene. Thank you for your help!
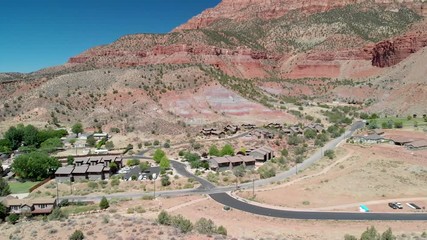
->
[29,177,52,193]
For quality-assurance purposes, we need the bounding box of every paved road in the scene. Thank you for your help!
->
[210,193,427,221]
[62,121,427,221]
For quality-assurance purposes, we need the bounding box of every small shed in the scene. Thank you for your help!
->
[87,164,105,180]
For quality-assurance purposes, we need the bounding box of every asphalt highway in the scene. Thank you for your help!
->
[210,193,427,221]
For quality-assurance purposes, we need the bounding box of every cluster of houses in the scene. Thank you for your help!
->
[208,146,275,171]
[0,197,56,215]
[200,122,324,139]
[351,130,427,150]
[200,124,241,138]
[55,156,123,182]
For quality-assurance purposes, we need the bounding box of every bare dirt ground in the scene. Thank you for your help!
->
[3,194,426,240]
[237,131,427,212]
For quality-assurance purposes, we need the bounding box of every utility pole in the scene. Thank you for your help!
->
[56,180,59,207]
[153,179,156,199]
[252,178,255,197]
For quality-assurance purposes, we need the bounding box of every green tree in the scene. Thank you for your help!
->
[258,163,276,179]
[69,230,84,240]
[4,126,24,150]
[109,162,118,174]
[99,196,109,209]
[67,156,75,166]
[381,228,395,240]
[361,226,380,240]
[161,175,171,186]
[0,202,7,220]
[23,125,39,147]
[159,156,170,170]
[126,159,140,167]
[208,145,220,157]
[220,144,234,156]
[394,121,403,128]
[153,149,166,164]
[7,213,19,224]
[71,123,83,137]
[86,136,96,147]
[12,152,61,180]
[105,141,114,150]
[0,177,11,196]
[40,138,63,153]
[281,148,288,157]
[139,161,150,172]
[304,129,317,139]
[69,138,76,146]
[344,234,357,240]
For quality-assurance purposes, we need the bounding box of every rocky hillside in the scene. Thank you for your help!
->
[65,1,426,79]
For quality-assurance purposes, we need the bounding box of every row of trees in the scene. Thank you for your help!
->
[157,211,227,235]
[0,124,67,153]
[208,144,235,157]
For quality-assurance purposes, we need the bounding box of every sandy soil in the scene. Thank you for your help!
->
[237,135,427,211]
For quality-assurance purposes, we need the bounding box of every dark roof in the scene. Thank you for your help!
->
[364,134,384,141]
[211,157,230,164]
[406,140,427,148]
[72,165,89,174]
[238,156,256,163]
[226,156,243,163]
[87,164,104,173]
[55,166,74,175]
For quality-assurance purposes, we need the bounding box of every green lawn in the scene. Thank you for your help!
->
[9,181,41,194]
[371,117,427,128]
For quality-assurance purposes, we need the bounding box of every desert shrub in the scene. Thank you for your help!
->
[48,208,68,221]
[258,163,276,179]
[99,196,109,209]
[217,225,227,236]
[87,182,98,189]
[324,150,335,159]
[157,210,171,225]
[195,218,216,235]
[111,178,120,187]
[360,226,380,240]
[171,214,193,233]
[69,230,84,240]
[344,234,357,240]
[394,121,403,128]
[161,175,171,186]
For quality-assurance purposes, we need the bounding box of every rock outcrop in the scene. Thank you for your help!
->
[371,32,427,67]
[174,0,426,31]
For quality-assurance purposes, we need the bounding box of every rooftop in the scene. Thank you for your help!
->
[55,166,74,175]
[72,165,89,174]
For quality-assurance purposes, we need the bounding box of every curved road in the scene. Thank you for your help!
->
[64,121,427,220]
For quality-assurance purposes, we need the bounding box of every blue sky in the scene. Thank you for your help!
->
[0,0,221,73]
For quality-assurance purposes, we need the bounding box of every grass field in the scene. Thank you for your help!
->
[9,181,41,194]
[61,204,99,215]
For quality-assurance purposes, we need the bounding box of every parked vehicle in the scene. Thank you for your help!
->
[388,203,397,209]
[407,203,422,210]
[394,202,403,209]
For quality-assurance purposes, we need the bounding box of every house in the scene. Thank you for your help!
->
[241,124,256,130]
[249,146,275,162]
[4,197,56,215]
[114,157,124,168]
[307,123,324,133]
[89,156,102,166]
[93,133,109,140]
[290,126,303,135]
[211,130,226,138]
[282,128,292,135]
[224,125,240,134]
[74,157,89,166]
[266,123,282,129]
[72,165,89,181]
[55,166,74,182]
[87,164,105,180]
[209,157,231,171]
[405,140,427,150]
[389,136,414,146]
[352,134,386,144]
[238,155,256,168]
